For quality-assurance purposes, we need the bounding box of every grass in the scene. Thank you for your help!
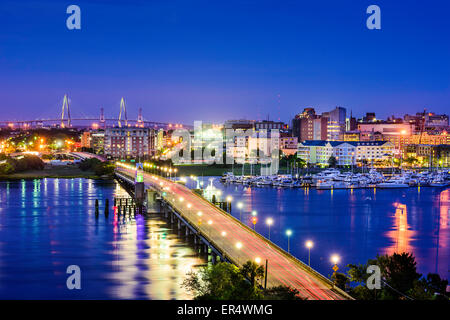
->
[173,163,296,177]
[0,164,102,180]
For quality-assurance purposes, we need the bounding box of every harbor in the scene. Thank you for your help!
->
[219,168,450,189]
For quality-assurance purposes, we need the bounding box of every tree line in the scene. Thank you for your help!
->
[0,154,45,175]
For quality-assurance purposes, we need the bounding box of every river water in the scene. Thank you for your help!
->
[0,177,448,299]
[0,178,205,299]
[186,177,450,281]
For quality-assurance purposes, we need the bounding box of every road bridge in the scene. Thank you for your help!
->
[115,164,353,300]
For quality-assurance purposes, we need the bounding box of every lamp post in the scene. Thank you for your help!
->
[266,218,273,240]
[226,196,233,213]
[251,216,258,231]
[305,240,313,267]
[237,202,243,221]
[187,203,192,216]
[285,229,292,253]
[331,254,340,284]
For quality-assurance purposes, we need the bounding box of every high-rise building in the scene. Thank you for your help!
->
[104,127,155,158]
[292,108,328,141]
[325,106,346,141]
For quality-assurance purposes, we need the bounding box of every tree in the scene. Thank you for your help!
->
[331,272,350,291]
[296,157,307,169]
[328,156,337,168]
[263,286,303,300]
[182,262,263,300]
[383,252,421,298]
[182,261,302,300]
[0,162,14,175]
[240,261,265,288]
[346,253,448,300]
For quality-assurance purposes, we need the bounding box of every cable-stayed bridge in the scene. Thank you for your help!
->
[0,94,190,130]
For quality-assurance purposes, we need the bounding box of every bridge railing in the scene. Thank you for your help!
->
[115,168,353,300]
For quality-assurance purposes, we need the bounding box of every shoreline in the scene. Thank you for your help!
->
[0,165,112,181]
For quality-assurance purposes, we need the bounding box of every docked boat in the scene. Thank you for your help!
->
[377,178,409,188]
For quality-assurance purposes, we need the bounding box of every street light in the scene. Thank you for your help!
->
[237,202,243,221]
[331,254,340,265]
[266,218,273,240]
[251,216,258,231]
[305,240,313,267]
[251,210,257,217]
[221,231,227,237]
[255,257,261,264]
[235,242,243,249]
[286,229,292,253]
[331,254,340,279]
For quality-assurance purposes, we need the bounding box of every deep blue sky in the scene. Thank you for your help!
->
[0,0,449,124]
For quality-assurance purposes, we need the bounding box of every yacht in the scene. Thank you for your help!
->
[377,178,409,188]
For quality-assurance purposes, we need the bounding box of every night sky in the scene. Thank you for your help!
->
[0,0,449,124]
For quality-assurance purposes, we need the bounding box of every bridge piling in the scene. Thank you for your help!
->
[95,199,99,218]
[104,199,109,218]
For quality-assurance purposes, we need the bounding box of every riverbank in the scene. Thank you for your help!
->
[0,165,106,180]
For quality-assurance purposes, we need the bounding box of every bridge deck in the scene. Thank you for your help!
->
[116,167,351,300]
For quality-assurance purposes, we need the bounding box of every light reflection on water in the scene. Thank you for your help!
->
[185,177,450,280]
[0,178,206,299]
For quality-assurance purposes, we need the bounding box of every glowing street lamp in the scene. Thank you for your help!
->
[266,218,274,240]
[235,242,243,249]
[254,257,261,264]
[305,240,314,267]
[286,229,292,253]
[251,210,257,217]
[331,254,340,277]
[251,216,258,231]
[221,231,227,237]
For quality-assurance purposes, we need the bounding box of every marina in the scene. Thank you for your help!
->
[219,168,450,190]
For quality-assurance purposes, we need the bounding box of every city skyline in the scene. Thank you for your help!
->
[0,1,449,123]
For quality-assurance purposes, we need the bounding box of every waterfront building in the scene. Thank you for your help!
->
[297,140,394,166]
[254,120,287,131]
[80,129,105,154]
[104,127,156,159]
[280,135,298,156]
[323,107,346,141]
[291,108,328,141]
[362,112,377,122]
[343,131,360,141]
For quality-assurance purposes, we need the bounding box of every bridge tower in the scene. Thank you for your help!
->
[60,94,71,128]
[118,97,128,128]
[99,107,105,128]
[137,107,143,125]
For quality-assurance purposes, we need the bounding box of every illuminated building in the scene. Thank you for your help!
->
[104,127,156,158]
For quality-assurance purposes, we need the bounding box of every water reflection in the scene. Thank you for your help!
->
[0,179,206,299]
[185,177,450,280]
[385,203,414,255]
